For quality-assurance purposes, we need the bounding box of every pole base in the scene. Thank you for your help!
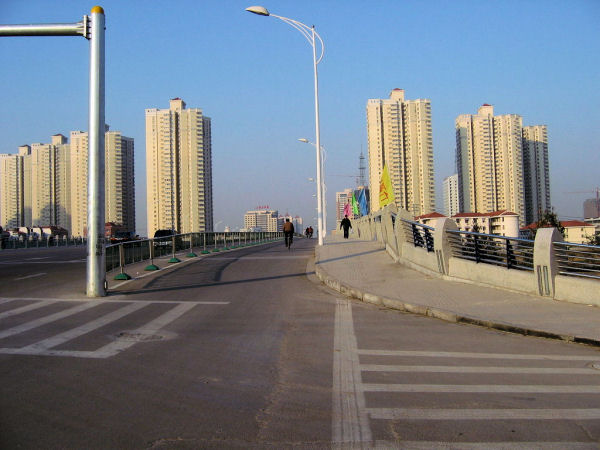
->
[201,250,210,254]
[168,257,181,263]
[186,252,197,258]
[114,272,132,280]
[212,248,220,252]
[145,264,159,271]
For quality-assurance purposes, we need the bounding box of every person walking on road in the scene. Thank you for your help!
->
[340,215,352,239]
[283,218,294,249]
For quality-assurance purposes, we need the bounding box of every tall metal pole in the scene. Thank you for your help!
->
[86,6,106,297]
[312,27,324,246]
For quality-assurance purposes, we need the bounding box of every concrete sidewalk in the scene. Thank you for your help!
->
[315,235,600,347]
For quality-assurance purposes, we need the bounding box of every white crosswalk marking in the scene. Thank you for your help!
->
[0,298,228,358]
[333,300,600,447]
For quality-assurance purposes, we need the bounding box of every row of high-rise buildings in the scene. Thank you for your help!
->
[0,129,135,236]
[0,97,214,238]
[366,89,550,226]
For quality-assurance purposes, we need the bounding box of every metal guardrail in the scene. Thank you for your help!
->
[0,236,87,250]
[447,230,535,271]
[105,231,284,276]
[400,219,435,252]
[553,241,600,280]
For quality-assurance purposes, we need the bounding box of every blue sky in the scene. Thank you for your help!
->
[1,0,599,235]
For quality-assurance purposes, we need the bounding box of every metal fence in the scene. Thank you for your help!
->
[400,219,435,252]
[554,241,600,280]
[447,230,535,271]
[106,231,284,275]
[0,235,87,250]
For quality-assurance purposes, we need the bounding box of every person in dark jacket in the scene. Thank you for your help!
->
[283,218,294,248]
[340,215,352,239]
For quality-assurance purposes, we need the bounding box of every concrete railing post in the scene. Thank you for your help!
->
[382,204,398,257]
[433,218,458,275]
[393,208,414,258]
[533,227,562,297]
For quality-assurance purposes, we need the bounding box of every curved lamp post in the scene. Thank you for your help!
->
[299,138,327,237]
[246,5,325,245]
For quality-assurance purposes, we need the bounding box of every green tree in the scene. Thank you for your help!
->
[534,210,565,237]
[587,232,600,246]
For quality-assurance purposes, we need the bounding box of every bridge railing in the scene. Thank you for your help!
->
[447,230,534,271]
[106,231,284,278]
[553,241,600,280]
[352,208,599,305]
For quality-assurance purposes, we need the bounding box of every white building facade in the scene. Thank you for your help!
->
[146,98,213,237]
[367,89,435,215]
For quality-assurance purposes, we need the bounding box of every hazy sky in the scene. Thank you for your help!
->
[1,0,598,236]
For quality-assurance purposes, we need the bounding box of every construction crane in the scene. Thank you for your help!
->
[564,187,600,218]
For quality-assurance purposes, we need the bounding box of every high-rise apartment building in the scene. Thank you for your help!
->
[70,129,135,237]
[443,174,459,217]
[522,125,550,224]
[30,134,71,231]
[366,89,435,215]
[146,98,213,236]
[0,152,26,228]
[456,104,548,226]
[584,197,600,219]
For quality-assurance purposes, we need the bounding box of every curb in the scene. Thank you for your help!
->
[314,257,600,348]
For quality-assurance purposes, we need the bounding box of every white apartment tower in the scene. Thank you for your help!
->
[70,129,136,237]
[146,98,213,236]
[443,174,459,217]
[456,104,549,226]
[244,209,279,232]
[456,105,525,225]
[336,188,354,225]
[0,150,27,229]
[30,134,71,230]
[522,125,550,224]
[366,89,435,215]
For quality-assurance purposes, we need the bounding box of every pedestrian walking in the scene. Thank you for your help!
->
[340,215,352,239]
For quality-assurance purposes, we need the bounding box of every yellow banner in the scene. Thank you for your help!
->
[379,163,395,208]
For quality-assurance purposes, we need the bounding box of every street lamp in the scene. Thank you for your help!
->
[299,138,327,237]
[246,5,325,245]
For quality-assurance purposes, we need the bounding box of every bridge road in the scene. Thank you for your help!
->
[0,246,87,298]
[1,239,600,448]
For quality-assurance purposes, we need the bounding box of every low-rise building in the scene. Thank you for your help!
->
[415,210,520,237]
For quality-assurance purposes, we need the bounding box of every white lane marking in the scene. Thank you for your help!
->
[372,441,598,449]
[0,300,226,358]
[0,301,104,339]
[0,300,56,320]
[0,297,228,305]
[360,365,600,375]
[332,298,372,445]
[367,408,600,420]
[362,384,600,394]
[14,273,46,281]
[19,302,147,352]
[93,302,198,358]
[24,257,50,260]
[358,349,597,361]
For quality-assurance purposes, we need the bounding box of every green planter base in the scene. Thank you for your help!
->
[168,257,181,263]
[201,250,210,254]
[186,252,197,258]
[212,248,220,252]
[114,272,132,280]
[145,264,159,271]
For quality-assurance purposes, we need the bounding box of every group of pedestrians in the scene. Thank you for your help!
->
[282,215,353,250]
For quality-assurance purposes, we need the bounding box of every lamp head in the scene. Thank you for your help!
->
[246,6,270,16]
[298,138,309,143]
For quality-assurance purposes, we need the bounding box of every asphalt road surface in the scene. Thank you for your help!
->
[1,239,600,448]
